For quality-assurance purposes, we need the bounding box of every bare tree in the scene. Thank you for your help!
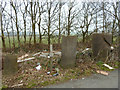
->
[10,2,15,48]
[80,2,94,42]
[118,1,120,59]
[111,2,118,42]
[4,18,11,49]
[37,1,46,43]
[67,1,78,36]
[58,1,62,44]
[20,1,28,44]
[30,1,37,45]
[11,1,21,46]
[43,1,59,49]
[1,2,6,50]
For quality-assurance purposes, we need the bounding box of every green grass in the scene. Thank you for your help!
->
[2,85,8,89]
[0,35,117,50]
[0,36,60,48]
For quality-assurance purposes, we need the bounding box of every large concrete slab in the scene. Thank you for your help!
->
[60,36,77,68]
[3,54,18,76]
[92,33,112,61]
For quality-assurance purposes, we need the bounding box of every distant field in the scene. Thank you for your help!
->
[0,35,117,49]
[0,36,64,48]
[0,35,83,48]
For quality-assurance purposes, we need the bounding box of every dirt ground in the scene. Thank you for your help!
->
[2,43,119,88]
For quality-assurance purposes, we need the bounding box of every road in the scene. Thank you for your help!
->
[45,69,118,88]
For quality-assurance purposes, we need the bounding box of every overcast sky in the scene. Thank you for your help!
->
[1,0,119,36]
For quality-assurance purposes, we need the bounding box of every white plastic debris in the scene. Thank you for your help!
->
[103,64,114,70]
[85,48,90,51]
[82,48,91,53]
[36,64,41,71]
[17,57,35,63]
[53,73,59,76]
[20,80,23,83]
[111,46,114,50]
[47,72,50,75]
[82,78,85,80]
[48,55,50,58]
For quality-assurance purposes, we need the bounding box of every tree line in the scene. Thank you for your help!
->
[0,0,119,50]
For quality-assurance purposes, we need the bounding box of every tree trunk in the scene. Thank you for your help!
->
[48,3,51,50]
[1,14,6,50]
[95,13,98,32]
[38,23,42,43]
[29,32,33,46]
[48,26,50,50]
[23,17,26,43]
[38,6,42,44]
[82,32,85,43]
[30,2,36,45]
[10,2,15,48]
[11,20,15,48]
[67,9,71,36]
[102,2,105,32]
[6,30,11,49]
[33,23,36,45]
[11,2,20,47]
[112,19,115,43]
[58,2,61,44]
[14,7,20,46]
[118,1,120,59]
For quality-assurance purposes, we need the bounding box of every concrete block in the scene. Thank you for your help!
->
[92,33,112,61]
[3,54,18,75]
[60,36,77,68]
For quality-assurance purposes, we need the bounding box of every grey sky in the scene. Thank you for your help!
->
[1,0,119,36]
